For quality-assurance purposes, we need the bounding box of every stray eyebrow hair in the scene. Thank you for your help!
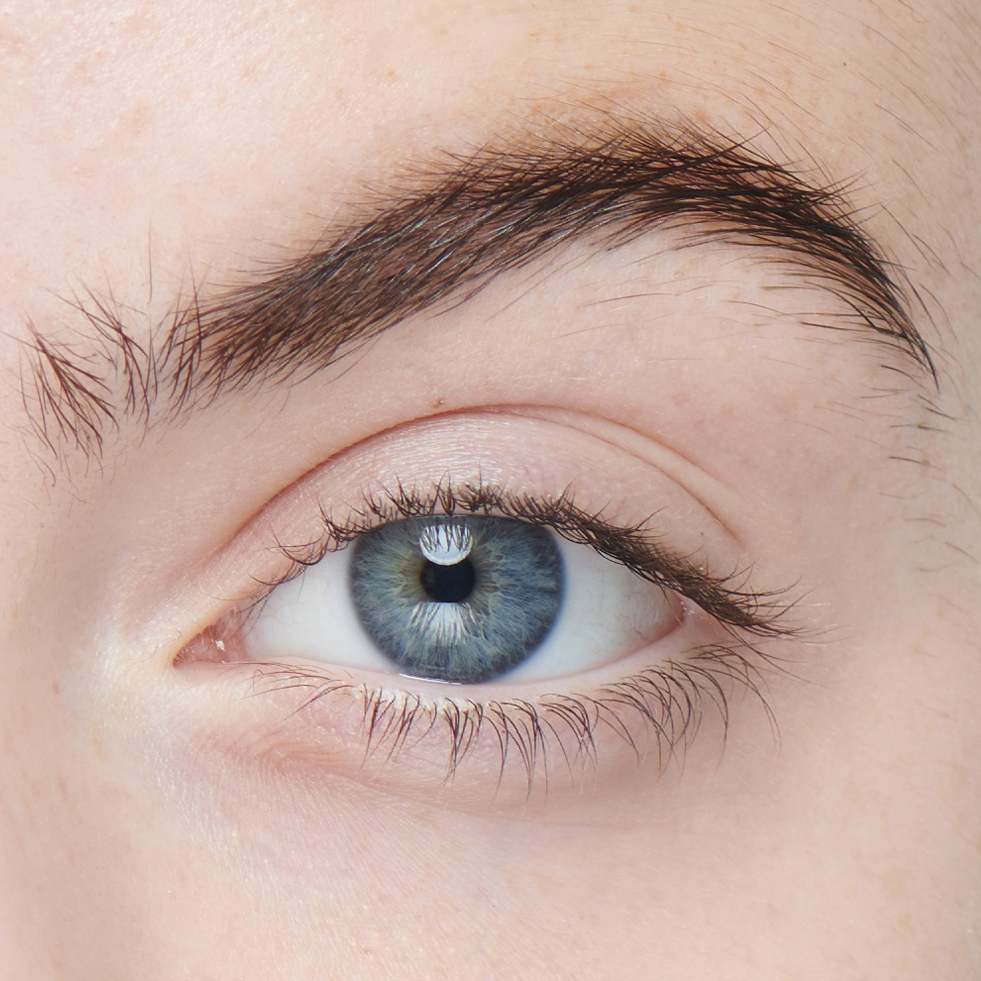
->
[23,118,934,462]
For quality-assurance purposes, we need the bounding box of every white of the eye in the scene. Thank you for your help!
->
[503,536,671,681]
[245,532,676,682]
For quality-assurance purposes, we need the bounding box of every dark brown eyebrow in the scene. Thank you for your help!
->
[23,119,934,462]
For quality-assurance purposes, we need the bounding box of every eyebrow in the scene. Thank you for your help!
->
[24,119,934,461]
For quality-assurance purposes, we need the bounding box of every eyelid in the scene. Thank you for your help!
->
[504,406,748,541]
[163,407,777,661]
[175,631,783,814]
[176,495,792,809]
[240,480,788,643]
[165,409,796,810]
[259,408,749,568]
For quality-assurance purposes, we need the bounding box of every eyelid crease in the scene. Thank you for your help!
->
[489,406,747,543]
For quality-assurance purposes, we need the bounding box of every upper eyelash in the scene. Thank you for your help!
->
[262,478,796,638]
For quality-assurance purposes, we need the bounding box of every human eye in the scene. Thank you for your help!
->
[244,498,681,686]
[175,410,791,810]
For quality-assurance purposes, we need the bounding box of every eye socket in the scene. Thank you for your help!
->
[172,413,792,805]
[244,513,681,685]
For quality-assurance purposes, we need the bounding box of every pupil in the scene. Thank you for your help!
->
[420,558,476,604]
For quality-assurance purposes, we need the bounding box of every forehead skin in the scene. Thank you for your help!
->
[2,0,977,329]
[0,1,979,979]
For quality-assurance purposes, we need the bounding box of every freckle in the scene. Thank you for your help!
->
[51,680,59,695]
[881,864,911,899]
[117,102,154,140]
[782,389,802,416]
[893,909,914,936]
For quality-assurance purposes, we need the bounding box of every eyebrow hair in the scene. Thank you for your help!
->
[23,119,934,462]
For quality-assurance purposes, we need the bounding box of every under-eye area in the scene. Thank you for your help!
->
[175,478,796,805]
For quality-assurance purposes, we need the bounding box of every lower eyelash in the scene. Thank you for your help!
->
[237,640,780,794]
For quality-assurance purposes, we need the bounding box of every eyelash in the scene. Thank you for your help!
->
[197,480,793,791]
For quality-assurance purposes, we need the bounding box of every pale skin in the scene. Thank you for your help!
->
[0,1,979,978]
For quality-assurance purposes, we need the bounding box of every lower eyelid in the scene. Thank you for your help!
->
[175,599,772,813]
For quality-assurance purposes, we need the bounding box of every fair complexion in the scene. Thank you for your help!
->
[0,1,978,977]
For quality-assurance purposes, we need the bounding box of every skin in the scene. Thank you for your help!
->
[0,0,979,978]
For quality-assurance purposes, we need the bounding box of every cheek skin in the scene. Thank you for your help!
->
[88,593,978,979]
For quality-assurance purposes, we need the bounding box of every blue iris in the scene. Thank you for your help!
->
[348,516,564,683]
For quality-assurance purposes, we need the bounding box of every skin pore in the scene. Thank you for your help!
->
[0,0,979,978]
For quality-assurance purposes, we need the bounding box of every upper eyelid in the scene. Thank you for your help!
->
[144,405,759,665]
[167,402,800,652]
[503,406,748,542]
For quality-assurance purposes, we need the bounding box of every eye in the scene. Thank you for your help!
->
[175,413,792,807]
[244,513,680,684]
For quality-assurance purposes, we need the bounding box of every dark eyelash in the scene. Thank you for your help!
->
[240,639,781,793]
[266,478,795,638]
